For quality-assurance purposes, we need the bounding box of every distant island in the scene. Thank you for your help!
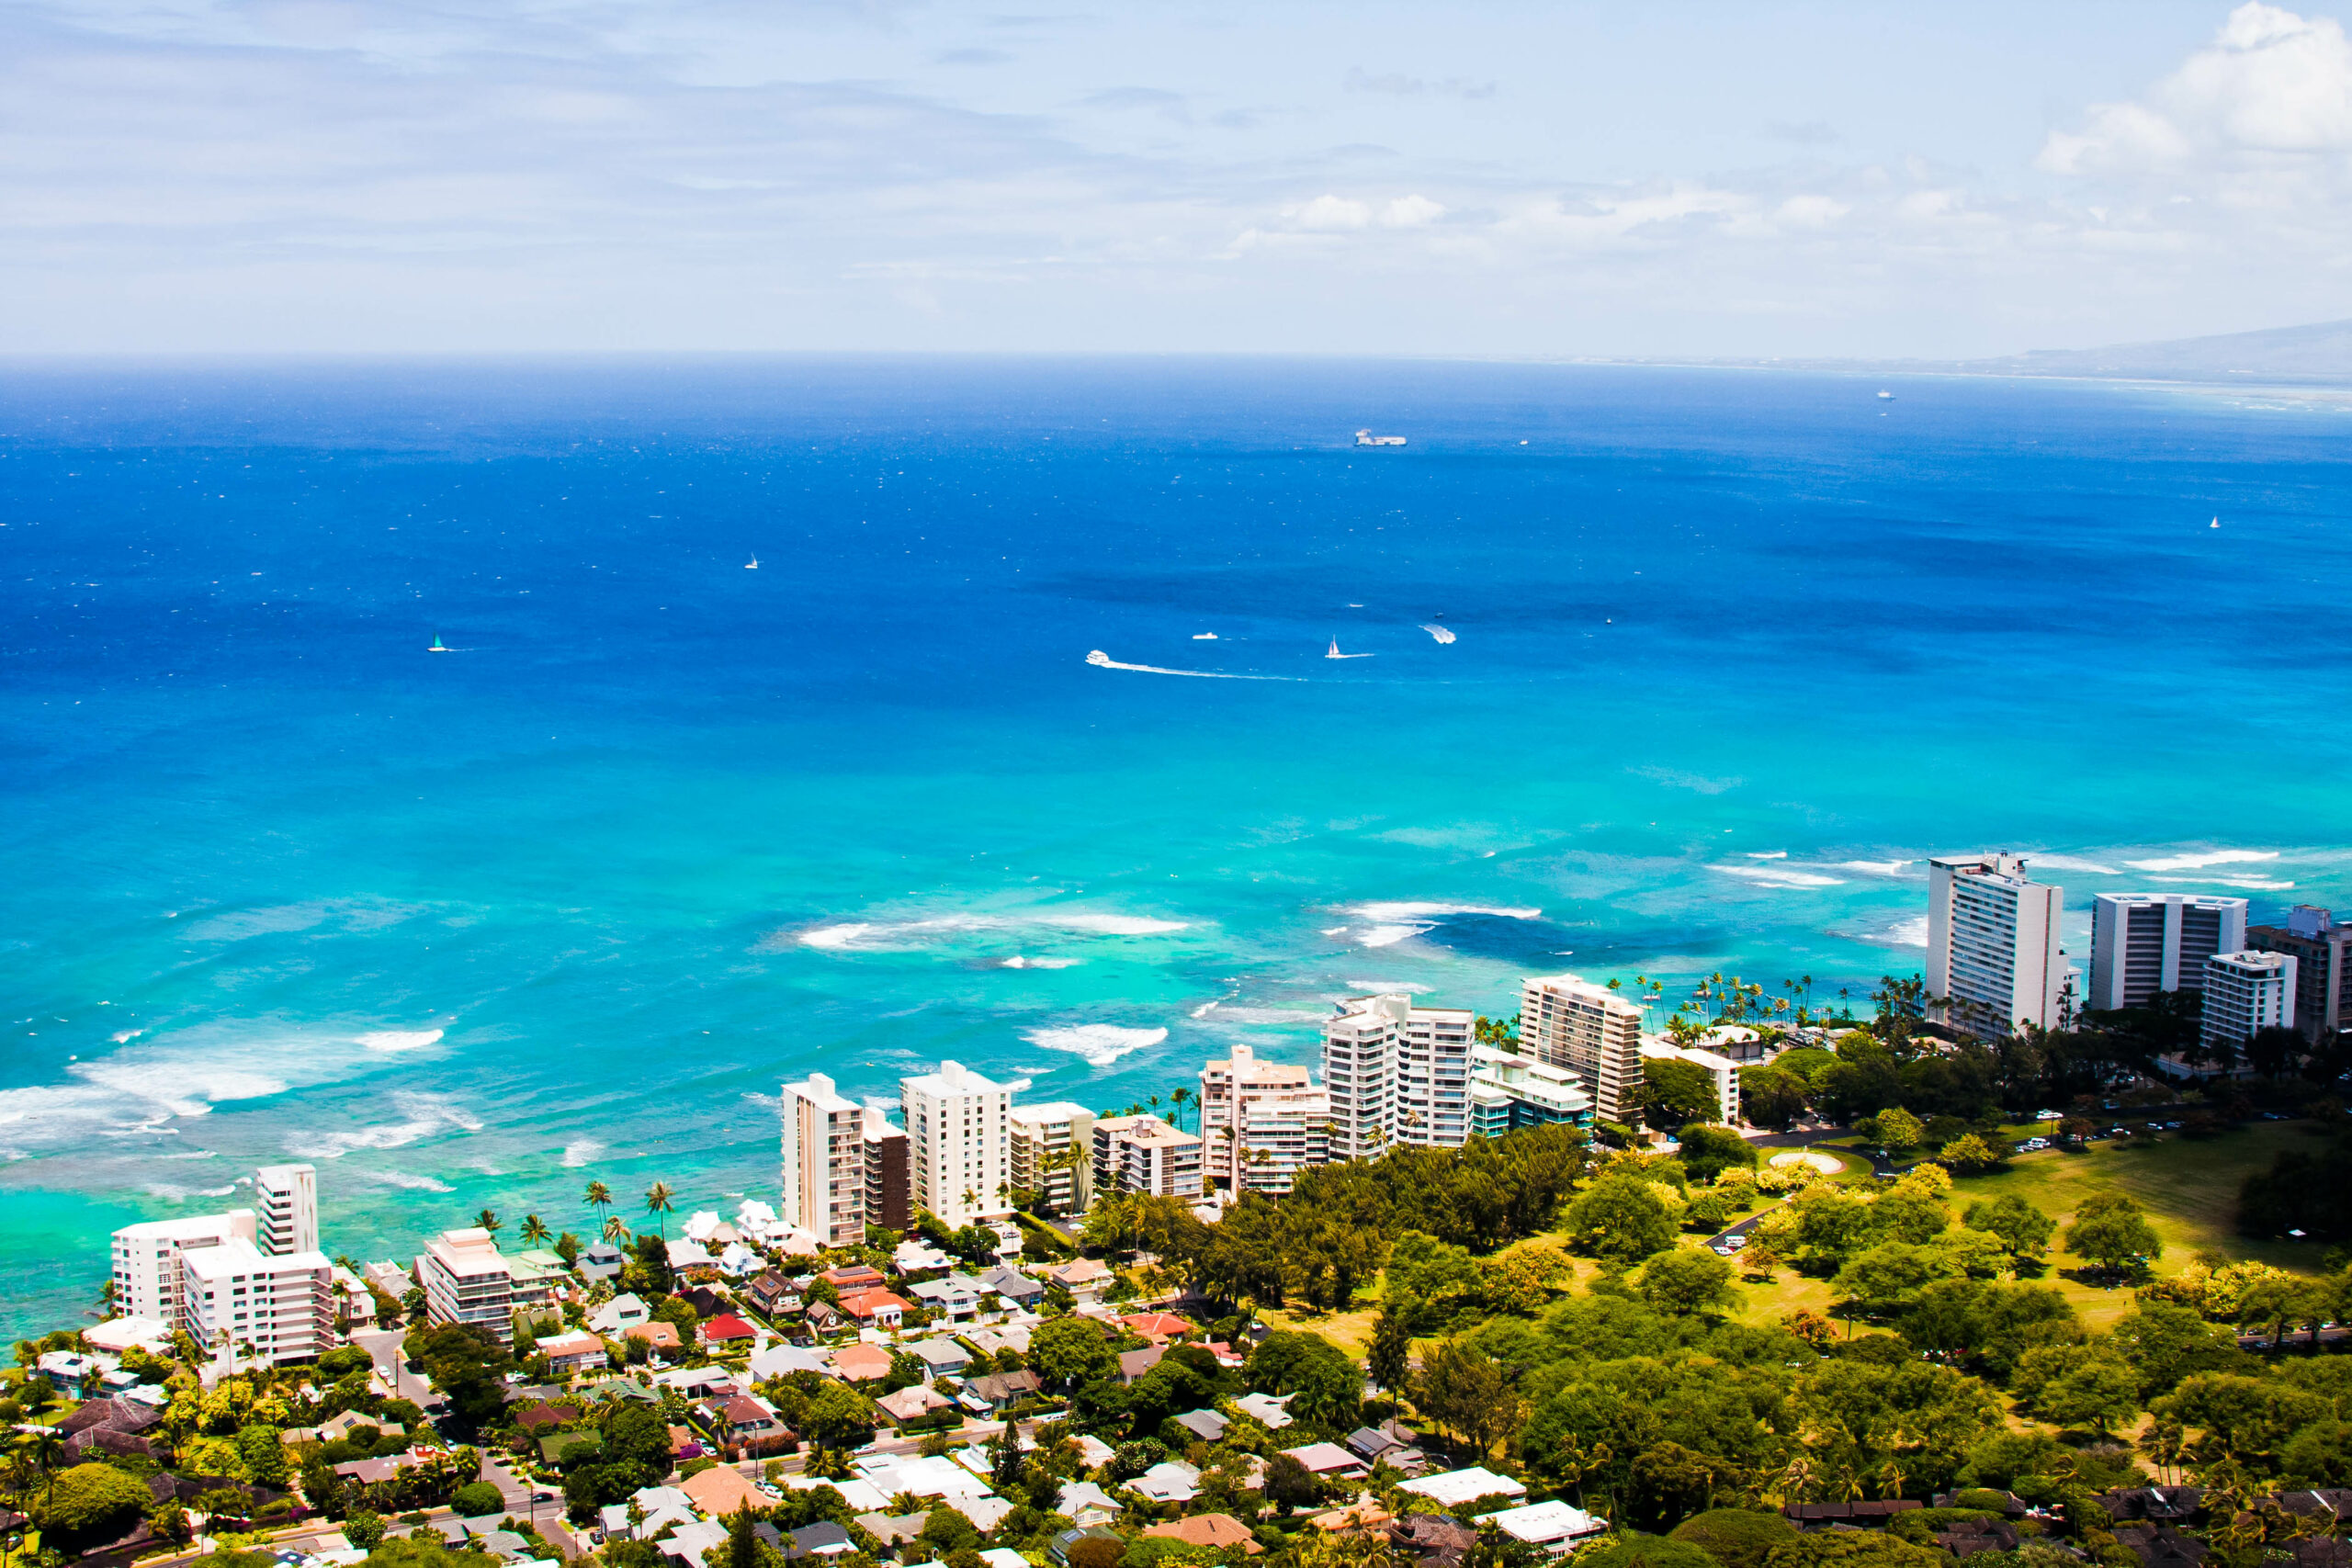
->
[1671,316,2352,389]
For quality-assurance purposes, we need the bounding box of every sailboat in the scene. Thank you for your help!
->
[1326,637,1374,660]
[745,555,760,570]
[429,635,449,653]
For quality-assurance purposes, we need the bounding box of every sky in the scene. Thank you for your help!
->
[4,0,2351,357]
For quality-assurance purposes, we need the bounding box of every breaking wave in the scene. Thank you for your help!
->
[1023,1024,1169,1067]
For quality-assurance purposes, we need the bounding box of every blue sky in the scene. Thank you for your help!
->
[5,0,2348,355]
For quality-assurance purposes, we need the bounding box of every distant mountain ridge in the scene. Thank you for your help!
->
[1966,317,2352,386]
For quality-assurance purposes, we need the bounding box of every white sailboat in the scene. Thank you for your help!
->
[745,555,759,569]
[1326,637,1374,660]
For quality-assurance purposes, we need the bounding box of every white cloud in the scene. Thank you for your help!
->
[1383,194,1444,227]
[1293,194,1373,230]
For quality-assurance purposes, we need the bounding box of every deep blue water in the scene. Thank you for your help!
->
[4,356,2347,1337]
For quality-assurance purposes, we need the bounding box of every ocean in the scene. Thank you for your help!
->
[3,356,2347,1338]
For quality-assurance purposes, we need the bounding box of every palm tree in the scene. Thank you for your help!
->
[519,1214,551,1248]
[1169,1086,1193,1133]
[584,1180,613,1225]
[645,1181,675,1237]
[474,1208,502,1236]
[603,1215,632,1245]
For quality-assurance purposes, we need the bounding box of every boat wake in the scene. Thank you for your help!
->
[1420,625,1456,645]
[1086,650,1300,681]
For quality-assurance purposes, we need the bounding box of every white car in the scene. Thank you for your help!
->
[1724,1235,1747,1250]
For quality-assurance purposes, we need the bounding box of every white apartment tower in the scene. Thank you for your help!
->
[1092,1114,1205,1199]
[179,1237,333,1365]
[418,1227,513,1328]
[1322,994,1475,1157]
[1927,854,2067,1036]
[2088,894,2249,1012]
[781,1073,868,1247]
[110,1210,257,1324]
[901,1060,1013,1229]
[1009,1101,1096,1215]
[1519,975,1646,1125]
[254,1163,319,1258]
[1198,1043,1331,1194]
[2201,951,2298,1061]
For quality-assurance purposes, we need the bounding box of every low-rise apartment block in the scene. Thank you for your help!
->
[419,1227,513,1328]
[1467,1045,1593,1138]
[1093,1114,1204,1200]
[1009,1101,1096,1214]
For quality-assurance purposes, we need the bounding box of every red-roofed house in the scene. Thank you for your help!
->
[838,1288,910,1328]
[1120,1313,1194,1342]
[819,1264,887,1292]
[832,1343,894,1383]
[700,1313,759,1349]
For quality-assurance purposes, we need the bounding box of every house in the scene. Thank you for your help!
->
[624,1321,683,1356]
[659,1520,730,1568]
[749,1343,829,1380]
[1120,1312,1193,1342]
[1117,1347,1165,1385]
[700,1314,759,1350]
[1283,1443,1369,1483]
[820,1264,887,1292]
[1056,1482,1122,1529]
[854,1514,931,1551]
[540,1430,605,1467]
[667,1239,720,1279]
[786,1523,855,1561]
[838,1288,910,1328]
[1071,1435,1117,1471]
[1391,1517,1478,1568]
[512,1402,577,1434]
[1050,1528,1125,1567]
[1126,1460,1201,1504]
[950,1495,1018,1533]
[904,1338,971,1381]
[1399,1468,1526,1509]
[536,1330,608,1374]
[1346,1427,1405,1466]
[832,1344,895,1382]
[681,1464,764,1517]
[1046,1258,1111,1300]
[668,1425,706,1462]
[60,1397,163,1442]
[1313,1499,1395,1536]
[715,1393,793,1453]
[1171,1409,1227,1444]
[909,1277,984,1322]
[981,1551,1029,1568]
[966,1370,1042,1414]
[876,1384,953,1426]
[719,1242,762,1278]
[64,1427,154,1461]
[804,1301,842,1331]
[1146,1516,1261,1555]
[83,1316,175,1356]
[36,1350,113,1390]
[1234,1392,1295,1429]
[580,1242,626,1283]
[895,1240,952,1275]
[979,1265,1044,1309]
[589,1294,651,1336]
[745,1272,798,1316]
[1474,1502,1605,1555]
[654,1364,743,1401]
[965,1325,1032,1358]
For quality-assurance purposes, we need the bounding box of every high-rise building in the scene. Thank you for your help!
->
[2088,894,2248,1011]
[1092,1114,1204,1199]
[254,1164,319,1258]
[178,1237,332,1365]
[781,1073,867,1247]
[2200,950,2298,1062]
[1518,976,1645,1124]
[1927,854,2067,1036]
[1321,994,1476,1157]
[1467,1045,1593,1140]
[861,1106,912,1235]
[1008,1101,1095,1215]
[110,1210,257,1323]
[901,1060,1013,1229]
[2247,907,2352,1042]
[418,1227,513,1328]
[1198,1043,1331,1194]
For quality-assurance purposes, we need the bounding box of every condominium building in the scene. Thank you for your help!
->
[901,1060,1013,1229]
[1092,1114,1204,1200]
[418,1228,513,1328]
[1637,1041,1743,1125]
[781,1073,867,1247]
[1519,975,1645,1125]
[2247,907,2352,1042]
[2200,950,2298,1061]
[254,1163,320,1258]
[1008,1101,1095,1215]
[1198,1043,1331,1194]
[179,1237,332,1365]
[1321,994,1475,1157]
[1467,1045,1594,1140]
[862,1106,912,1234]
[110,1210,257,1324]
[1927,854,2067,1036]
[2088,894,2248,1011]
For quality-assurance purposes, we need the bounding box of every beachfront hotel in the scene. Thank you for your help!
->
[1197,1043,1330,1194]
[901,1059,1015,1229]
[111,1209,259,1324]
[780,1072,869,1247]
[1926,853,2068,1036]
[1323,993,1476,1156]
[2087,893,2248,1012]
[1518,975,1645,1126]
[418,1226,513,1328]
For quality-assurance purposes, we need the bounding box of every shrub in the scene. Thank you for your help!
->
[32,1462,153,1541]
[1577,1535,1722,1568]
[1068,1538,1126,1568]
[1669,1510,1800,1568]
[451,1481,505,1517]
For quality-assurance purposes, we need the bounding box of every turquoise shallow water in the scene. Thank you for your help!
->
[3,357,2347,1337]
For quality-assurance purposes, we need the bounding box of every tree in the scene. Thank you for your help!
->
[1414,1339,1521,1460]
[1029,1315,1116,1389]
[1643,1060,1721,1129]
[585,1180,614,1224]
[474,1208,502,1236]
[345,1511,387,1551]
[645,1182,675,1237]
[1761,1535,1944,1568]
[1831,1242,1951,1321]
[989,1422,1023,1493]
[1669,1510,1799,1568]
[452,1481,504,1517]
[1577,1538,1720,1568]
[2066,1193,2162,1280]
[1249,1331,1362,1427]
[2038,1357,2140,1437]
[1564,1173,1679,1264]
[1676,1124,1757,1183]
[1964,1195,2055,1261]
[1369,1305,1412,1392]
[1638,1247,1740,1317]
[801,1381,875,1450]
[1262,1452,1322,1513]
[32,1463,152,1542]
[519,1214,552,1248]
[1740,1069,1809,1131]
[1860,1107,1925,1156]
[1935,1134,2001,1175]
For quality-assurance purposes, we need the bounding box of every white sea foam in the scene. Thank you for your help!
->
[159,1149,219,1160]
[183,897,424,942]
[1356,924,1430,947]
[1345,980,1435,993]
[560,1140,604,1168]
[1837,861,1914,875]
[1191,1001,1221,1018]
[1744,851,1789,861]
[2158,874,2296,890]
[375,1170,455,1193]
[999,955,1081,969]
[1351,901,1543,921]
[2023,853,2121,874]
[1878,917,1931,948]
[1023,1024,1168,1067]
[287,1091,479,1160]
[2126,849,2279,872]
[110,1030,144,1043]
[796,909,1187,953]
[1197,1005,1326,1024]
[1630,765,1742,795]
[1712,863,1845,888]
[357,1028,445,1053]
